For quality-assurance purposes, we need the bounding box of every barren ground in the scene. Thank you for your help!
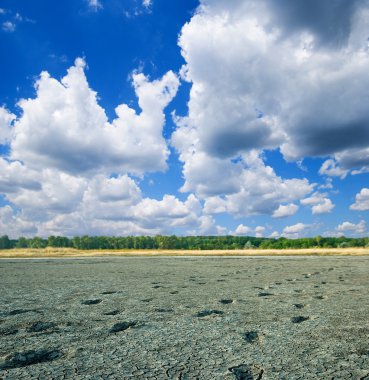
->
[1,256,369,379]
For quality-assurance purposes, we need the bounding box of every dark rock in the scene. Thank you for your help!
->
[194,310,224,318]
[229,364,264,380]
[219,299,234,305]
[291,316,310,323]
[7,309,38,316]
[26,321,57,333]
[0,349,61,369]
[109,321,137,333]
[104,310,121,316]
[243,331,259,344]
[81,299,102,305]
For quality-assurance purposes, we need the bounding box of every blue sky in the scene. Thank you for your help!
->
[0,0,368,238]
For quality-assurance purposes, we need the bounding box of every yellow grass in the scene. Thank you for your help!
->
[1,247,369,258]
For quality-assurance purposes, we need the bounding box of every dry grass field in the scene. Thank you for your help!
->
[1,247,369,258]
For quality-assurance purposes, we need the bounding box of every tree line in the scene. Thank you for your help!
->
[0,235,368,250]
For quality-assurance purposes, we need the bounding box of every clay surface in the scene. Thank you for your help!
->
[1,256,369,379]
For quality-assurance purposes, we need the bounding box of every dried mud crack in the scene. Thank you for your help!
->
[1,256,369,379]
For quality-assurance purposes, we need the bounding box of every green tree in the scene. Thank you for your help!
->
[0,235,11,249]
[15,237,29,248]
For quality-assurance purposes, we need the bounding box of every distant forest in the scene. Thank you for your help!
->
[0,235,368,250]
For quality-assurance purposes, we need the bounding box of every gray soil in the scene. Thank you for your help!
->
[0,256,369,379]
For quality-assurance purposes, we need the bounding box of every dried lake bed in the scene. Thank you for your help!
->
[0,256,369,379]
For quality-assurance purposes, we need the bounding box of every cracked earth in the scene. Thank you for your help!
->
[1,256,369,379]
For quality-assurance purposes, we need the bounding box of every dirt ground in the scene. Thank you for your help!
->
[1,256,369,379]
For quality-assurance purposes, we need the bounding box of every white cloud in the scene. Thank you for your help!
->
[6,168,87,221]
[336,220,366,235]
[0,162,215,237]
[0,54,228,238]
[142,0,152,9]
[178,10,284,159]
[319,159,348,179]
[0,151,223,236]
[301,192,335,215]
[87,0,103,11]
[272,203,299,218]
[0,151,222,237]
[177,0,369,178]
[203,196,227,214]
[312,198,335,215]
[232,224,265,237]
[38,190,220,237]
[282,223,308,239]
[234,224,252,235]
[319,178,333,190]
[172,0,359,221]
[172,146,314,217]
[0,206,37,238]
[255,226,265,238]
[301,192,326,206]
[123,0,153,18]
[2,21,15,32]
[0,58,208,238]
[0,158,41,194]
[11,58,179,176]
[0,107,15,144]
[350,188,369,211]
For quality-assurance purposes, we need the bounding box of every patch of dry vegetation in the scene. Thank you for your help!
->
[1,247,369,258]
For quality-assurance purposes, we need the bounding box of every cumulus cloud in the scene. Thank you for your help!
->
[170,0,369,225]
[272,203,299,218]
[0,160,223,237]
[0,158,41,194]
[178,8,284,159]
[38,190,221,237]
[300,192,335,215]
[233,224,252,235]
[0,59,214,237]
[175,146,314,217]
[255,226,265,238]
[350,188,369,211]
[311,198,335,215]
[336,220,366,235]
[6,168,87,221]
[265,0,361,47]
[0,206,37,238]
[3,0,368,237]
[11,58,179,176]
[282,223,309,239]
[319,159,348,179]
[177,0,369,177]
[0,151,223,236]
[233,224,265,237]
[0,107,15,144]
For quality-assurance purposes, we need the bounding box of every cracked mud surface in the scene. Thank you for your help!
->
[1,256,369,379]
